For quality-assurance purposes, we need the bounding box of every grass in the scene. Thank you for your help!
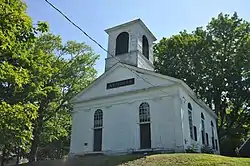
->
[21,153,250,166]
[120,153,250,166]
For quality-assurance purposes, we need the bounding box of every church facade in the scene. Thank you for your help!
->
[69,19,220,155]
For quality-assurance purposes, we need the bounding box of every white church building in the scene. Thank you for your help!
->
[69,19,220,155]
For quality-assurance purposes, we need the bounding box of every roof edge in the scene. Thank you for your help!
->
[70,63,216,119]
[123,64,217,119]
[71,84,177,105]
[69,63,121,103]
[105,18,157,41]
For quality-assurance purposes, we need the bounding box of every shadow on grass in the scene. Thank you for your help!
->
[20,153,145,166]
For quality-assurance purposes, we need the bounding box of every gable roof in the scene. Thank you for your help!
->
[70,63,179,103]
[125,64,217,119]
[70,63,218,119]
[105,18,157,41]
[70,63,120,103]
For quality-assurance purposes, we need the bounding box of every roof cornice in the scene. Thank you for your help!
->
[105,19,157,41]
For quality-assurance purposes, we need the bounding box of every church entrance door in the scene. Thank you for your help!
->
[93,128,102,151]
[140,123,151,149]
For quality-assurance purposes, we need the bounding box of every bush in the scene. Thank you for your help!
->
[185,143,199,153]
[201,145,214,154]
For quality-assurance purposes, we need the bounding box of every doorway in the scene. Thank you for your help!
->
[140,123,151,149]
[93,128,102,151]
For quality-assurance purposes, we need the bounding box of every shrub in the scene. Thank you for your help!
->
[185,143,199,153]
[201,145,214,154]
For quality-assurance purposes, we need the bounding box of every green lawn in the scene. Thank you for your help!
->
[120,153,250,166]
[21,153,250,166]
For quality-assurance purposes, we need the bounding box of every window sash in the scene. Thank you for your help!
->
[139,103,150,123]
[188,110,193,139]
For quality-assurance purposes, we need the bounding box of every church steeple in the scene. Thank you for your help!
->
[104,19,157,71]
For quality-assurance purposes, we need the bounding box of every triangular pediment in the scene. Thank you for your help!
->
[71,63,180,103]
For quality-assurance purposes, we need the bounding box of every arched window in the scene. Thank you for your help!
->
[115,32,129,55]
[139,102,151,149]
[94,109,103,128]
[142,35,149,60]
[201,113,205,120]
[211,121,214,127]
[188,103,192,110]
[188,103,193,139]
[201,113,205,144]
[139,102,150,123]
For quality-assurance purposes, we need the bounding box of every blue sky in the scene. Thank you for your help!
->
[25,0,250,75]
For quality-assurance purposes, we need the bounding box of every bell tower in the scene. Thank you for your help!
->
[104,19,157,71]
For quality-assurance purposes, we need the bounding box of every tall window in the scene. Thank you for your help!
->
[139,102,150,123]
[206,133,209,145]
[193,126,197,141]
[188,103,193,139]
[201,113,205,144]
[115,32,129,55]
[211,121,215,149]
[142,35,149,60]
[215,139,218,151]
[94,109,103,128]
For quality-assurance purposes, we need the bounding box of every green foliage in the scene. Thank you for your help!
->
[37,139,69,160]
[0,102,37,163]
[0,0,49,165]
[185,143,199,153]
[28,33,99,161]
[36,22,50,33]
[0,0,33,50]
[200,145,214,154]
[0,0,99,164]
[154,12,250,156]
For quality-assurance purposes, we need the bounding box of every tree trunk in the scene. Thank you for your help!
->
[15,147,20,165]
[1,146,6,166]
[214,95,221,116]
[214,91,222,140]
[28,131,39,162]
[29,109,44,163]
[1,157,4,166]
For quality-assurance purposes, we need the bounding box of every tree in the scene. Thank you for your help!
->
[28,33,99,162]
[0,0,98,164]
[0,103,37,165]
[0,0,48,165]
[154,12,250,156]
